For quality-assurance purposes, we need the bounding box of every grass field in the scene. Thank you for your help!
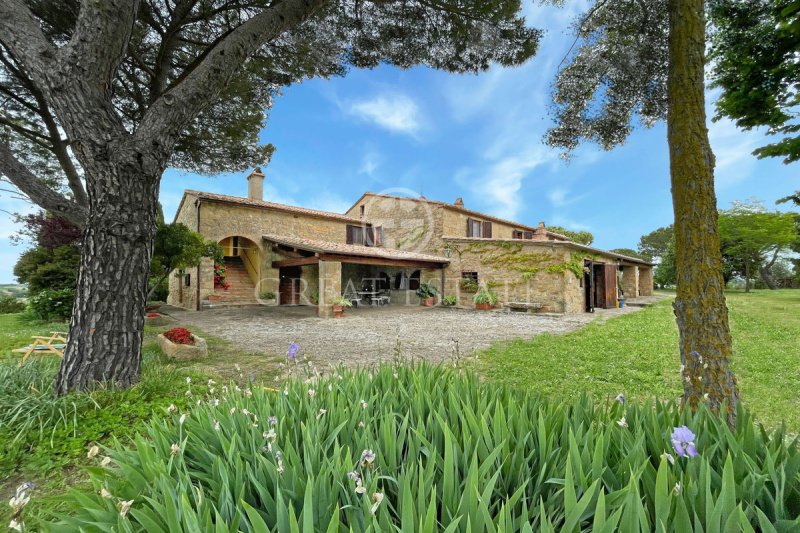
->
[478,289,800,431]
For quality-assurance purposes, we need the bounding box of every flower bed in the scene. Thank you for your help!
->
[57,364,800,531]
[157,327,207,360]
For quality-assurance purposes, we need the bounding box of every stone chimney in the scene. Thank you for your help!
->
[533,221,548,241]
[247,167,265,201]
[454,197,464,207]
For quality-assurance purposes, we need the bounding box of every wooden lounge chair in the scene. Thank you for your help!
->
[12,331,68,367]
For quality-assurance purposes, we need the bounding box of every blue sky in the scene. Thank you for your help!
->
[1,2,797,283]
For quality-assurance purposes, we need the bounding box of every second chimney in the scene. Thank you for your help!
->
[454,197,464,207]
[247,168,265,201]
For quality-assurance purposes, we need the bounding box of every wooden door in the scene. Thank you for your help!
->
[279,267,301,305]
[593,264,606,308]
[604,264,618,309]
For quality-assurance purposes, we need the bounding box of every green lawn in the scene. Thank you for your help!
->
[478,289,800,431]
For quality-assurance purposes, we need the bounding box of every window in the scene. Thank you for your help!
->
[348,224,382,247]
[513,230,523,239]
[466,218,492,238]
[461,271,478,282]
[360,205,365,217]
[346,224,365,245]
[184,273,191,287]
[409,270,421,291]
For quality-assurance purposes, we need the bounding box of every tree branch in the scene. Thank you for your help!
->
[60,0,141,91]
[0,142,86,226]
[0,0,58,87]
[136,0,327,143]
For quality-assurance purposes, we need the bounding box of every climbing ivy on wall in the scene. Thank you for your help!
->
[445,241,592,286]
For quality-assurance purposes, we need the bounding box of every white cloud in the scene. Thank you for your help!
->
[348,94,421,136]
[358,151,382,176]
[459,144,556,220]
[306,194,352,214]
[708,116,765,189]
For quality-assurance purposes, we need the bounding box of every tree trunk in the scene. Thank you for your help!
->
[54,163,161,394]
[667,0,739,425]
[744,261,751,292]
[759,248,780,289]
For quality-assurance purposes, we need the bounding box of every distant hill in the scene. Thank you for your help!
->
[0,284,27,299]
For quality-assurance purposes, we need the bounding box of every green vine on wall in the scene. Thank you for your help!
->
[444,241,594,286]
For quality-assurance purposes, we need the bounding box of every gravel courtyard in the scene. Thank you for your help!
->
[165,300,661,368]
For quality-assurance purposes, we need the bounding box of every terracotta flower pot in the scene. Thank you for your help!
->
[475,302,494,311]
[207,294,223,301]
[333,304,345,318]
[422,297,435,307]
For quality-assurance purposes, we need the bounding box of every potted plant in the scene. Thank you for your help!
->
[259,290,276,304]
[330,296,353,318]
[157,327,208,360]
[415,283,438,306]
[459,278,479,293]
[473,289,498,311]
[442,295,457,306]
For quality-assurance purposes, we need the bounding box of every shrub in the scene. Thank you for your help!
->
[459,277,479,293]
[330,296,353,307]
[28,288,74,321]
[442,295,457,306]
[163,327,194,345]
[0,295,26,314]
[260,291,276,300]
[415,282,438,298]
[473,288,498,305]
[58,365,800,532]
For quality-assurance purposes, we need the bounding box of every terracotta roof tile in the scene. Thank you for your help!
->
[262,233,449,264]
[187,190,363,223]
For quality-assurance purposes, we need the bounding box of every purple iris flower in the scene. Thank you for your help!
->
[671,426,698,458]
[287,342,300,360]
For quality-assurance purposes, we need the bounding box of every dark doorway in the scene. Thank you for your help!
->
[279,266,302,305]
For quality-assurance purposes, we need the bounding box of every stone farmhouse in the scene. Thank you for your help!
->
[168,169,653,317]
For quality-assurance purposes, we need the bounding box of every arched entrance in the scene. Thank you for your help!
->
[215,236,261,303]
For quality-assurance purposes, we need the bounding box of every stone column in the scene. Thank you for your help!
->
[622,266,640,298]
[638,267,654,296]
[318,260,342,318]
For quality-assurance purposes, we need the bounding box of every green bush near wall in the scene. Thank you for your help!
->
[28,288,74,321]
[54,364,800,532]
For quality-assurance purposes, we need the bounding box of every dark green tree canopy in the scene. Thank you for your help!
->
[637,225,673,261]
[547,225,593,245]
[544,0,668,152]
[1,0,541,217]
[709,0,800,164]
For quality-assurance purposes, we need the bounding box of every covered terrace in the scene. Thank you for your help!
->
[262,234,450,317]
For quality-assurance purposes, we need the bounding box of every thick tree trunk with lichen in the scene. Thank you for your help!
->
[667,0,739,425]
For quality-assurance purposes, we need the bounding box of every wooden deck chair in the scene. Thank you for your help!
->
[12,331,68,367]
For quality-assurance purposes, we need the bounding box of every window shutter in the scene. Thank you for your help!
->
[482,221,492,238]
[346,225,354,244]
[523,231,533,240]
[466,218,474,237]
[366,226,375,247]
[375,226,384,247]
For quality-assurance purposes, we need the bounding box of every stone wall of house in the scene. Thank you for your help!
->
[441,208,526,240]
[318,261,342,318]
[347,195,445,256]
[621,265,640,298]
[198,200,353,245]
[442,239,583,313]
[638,267,654,296]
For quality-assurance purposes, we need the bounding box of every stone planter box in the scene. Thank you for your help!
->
[157,333,208,360]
